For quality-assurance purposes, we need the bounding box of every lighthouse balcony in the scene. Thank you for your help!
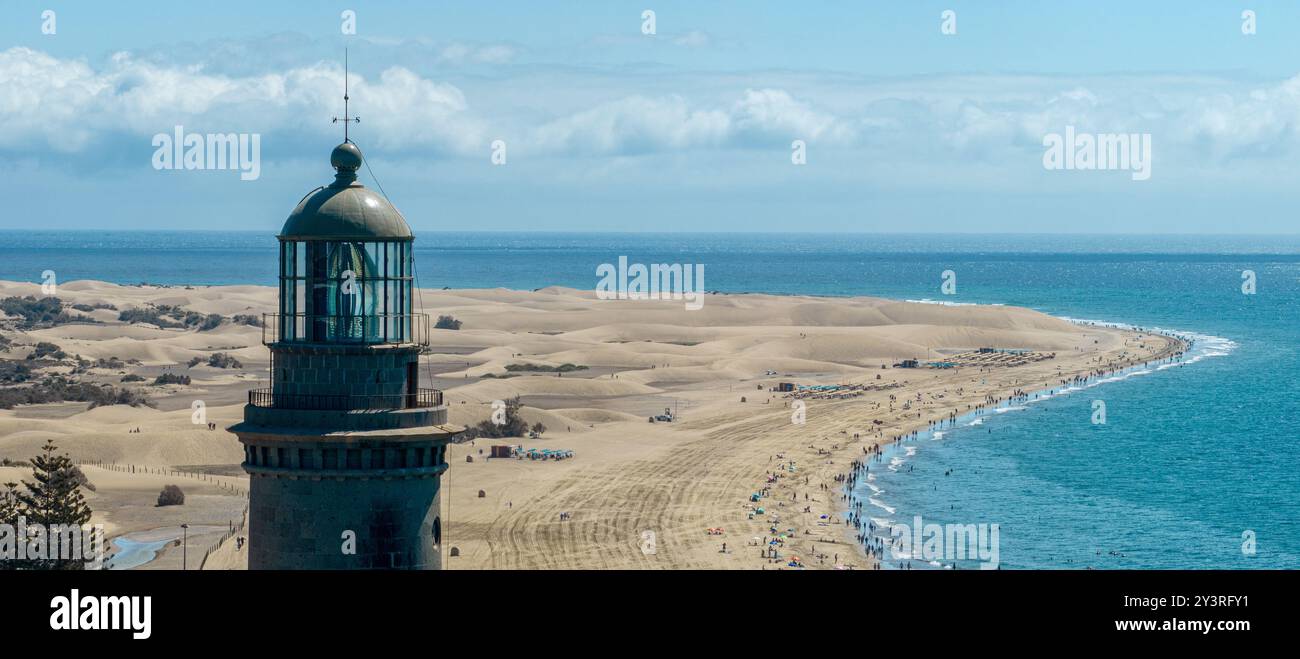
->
[262,313,430,346]
[241,387,450,430]
[248,387,442,411]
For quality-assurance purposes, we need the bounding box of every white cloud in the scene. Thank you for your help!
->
[731,88,855,143]
[531,95,729,155]
[5,44,1300,176]
[529,88,855,156]
[437,43,518,65]
[0,47,486,158]
[1177,77,1300,158]
[671,31,712,48]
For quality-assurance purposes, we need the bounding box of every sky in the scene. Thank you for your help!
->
[2,0,1299,234]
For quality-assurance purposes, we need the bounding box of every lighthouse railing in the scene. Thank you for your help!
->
[248,387,443,410]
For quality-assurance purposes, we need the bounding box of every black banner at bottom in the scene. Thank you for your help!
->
[3,569,1286,646]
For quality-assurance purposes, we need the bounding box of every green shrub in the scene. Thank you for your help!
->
[118,307,186,328]
[156,484,184,507]
[504,363,588,373]
[0,377,152,409]
[27,342,67,361]
[0,296,90,328]
[206,352,242,369]
[435,315,462,330]
[0,361,33,383]
[197,314,224,331]
[459,396,529,439]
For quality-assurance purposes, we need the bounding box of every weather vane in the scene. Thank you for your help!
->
[332,49,360,142]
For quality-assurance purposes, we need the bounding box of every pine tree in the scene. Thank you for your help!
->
[0,481,19,525]
[14,439,93,570]
[0,482,24,570]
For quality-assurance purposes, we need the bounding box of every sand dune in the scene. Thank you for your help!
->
[0,403,246,466]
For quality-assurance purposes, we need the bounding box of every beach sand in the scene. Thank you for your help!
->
[0,280,1182,569]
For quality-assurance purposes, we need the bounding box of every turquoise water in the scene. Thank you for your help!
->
[3,231,1297,568]
[108,533,177,570]
[852,257,1300,569]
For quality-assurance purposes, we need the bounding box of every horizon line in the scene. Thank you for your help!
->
[2,229,1300,237]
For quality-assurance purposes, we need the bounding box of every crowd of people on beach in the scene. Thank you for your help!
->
[832,330,1193,570]
[721,331,1191,571]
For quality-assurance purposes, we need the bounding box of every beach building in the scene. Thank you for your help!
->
[228,139,460,569]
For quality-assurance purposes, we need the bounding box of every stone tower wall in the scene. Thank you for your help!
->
[240,431,450,570]
[246,471,443,570]
[271,345,420,399]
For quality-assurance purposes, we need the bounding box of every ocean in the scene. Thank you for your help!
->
[2,230,1297,569]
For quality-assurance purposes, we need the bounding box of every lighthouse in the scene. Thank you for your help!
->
[229,135,459,569]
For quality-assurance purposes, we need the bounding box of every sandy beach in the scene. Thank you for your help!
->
[0,280,1183,569]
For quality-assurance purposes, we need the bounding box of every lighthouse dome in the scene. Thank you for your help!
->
[279,142,412,241]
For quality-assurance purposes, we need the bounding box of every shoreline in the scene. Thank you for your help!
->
[831,324,1193,570]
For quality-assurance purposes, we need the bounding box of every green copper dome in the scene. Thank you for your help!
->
[279,142,413,241]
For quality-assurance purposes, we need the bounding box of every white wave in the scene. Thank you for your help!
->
[1059,316,1238,365]
[905,299,1003,307]
[869,498,896,514]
